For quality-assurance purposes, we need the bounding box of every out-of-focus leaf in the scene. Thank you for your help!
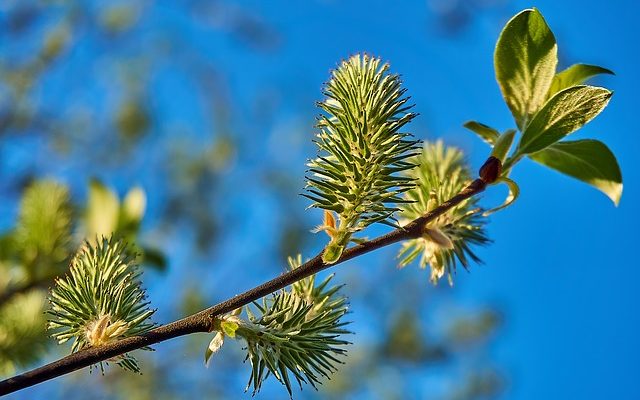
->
[14,180,72,271]
[116,100,150,141]
[86,179,120,239]
[382,310,446,363]
[447,310,502,346]
[121,186,146,226]
[140,246,167,271]
[0,291,48,375]
[100,4,140,34]
[40,24,71,62]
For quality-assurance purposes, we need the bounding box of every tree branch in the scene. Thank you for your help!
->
[0,178,486,396]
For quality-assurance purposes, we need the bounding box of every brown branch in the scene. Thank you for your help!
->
[0,178,487,396]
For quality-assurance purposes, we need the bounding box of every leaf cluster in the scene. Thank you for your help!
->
[465,8,621,205]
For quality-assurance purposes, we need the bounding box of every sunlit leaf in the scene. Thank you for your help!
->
[121,186,146,226]
[494,8,557,130]
[86,180,120,239]
[463,121,499,145]
[518,85,612,154]
[548,64,614,99]
[529,139,622,205]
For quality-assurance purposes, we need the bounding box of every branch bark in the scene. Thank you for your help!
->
[0,178,486,396]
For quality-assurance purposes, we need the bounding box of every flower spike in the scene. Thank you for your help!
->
[47,237,155,373]
[305,54,420,263]
[398,141,490,285]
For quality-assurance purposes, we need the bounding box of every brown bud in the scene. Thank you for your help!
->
[479,156,502,183]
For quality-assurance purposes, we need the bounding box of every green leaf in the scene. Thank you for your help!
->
[490,129,516,162]
[548,64,614,99]
[220,320,239,338]
[483,177,520,216]
[518,85,612,154]
[463,121,499,145]
[205,332,224,366]
[121,186,146,225]
[529,139,622,205]
[494,8,558,130]
[140,246,167,271]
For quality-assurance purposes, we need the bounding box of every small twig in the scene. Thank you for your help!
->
[0,178,486,396]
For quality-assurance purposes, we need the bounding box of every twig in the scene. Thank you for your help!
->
[0,178,486,396]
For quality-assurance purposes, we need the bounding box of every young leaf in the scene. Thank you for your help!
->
[463,121,499,145]
[204,332,224,366]
[518,85,612,154]
[121,186,146,226]
[220,320,239,338]
[483,177,520,216]
[490,129,516,162]
[529,139,622,205]
[86,179,120,239]
[547,64,614,99]
[494,8,557,130]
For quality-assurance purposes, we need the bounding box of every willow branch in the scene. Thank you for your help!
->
[0,178,487,396]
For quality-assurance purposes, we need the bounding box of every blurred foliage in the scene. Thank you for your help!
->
[14,180,73,280]
[0,291,48,376]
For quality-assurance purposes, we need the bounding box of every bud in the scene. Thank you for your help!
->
[322,241,344,264]
[479,156,502,184]
[324,210,336,231]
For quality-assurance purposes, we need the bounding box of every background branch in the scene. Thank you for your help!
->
[0,178,487,396]
[0,274,57,309]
